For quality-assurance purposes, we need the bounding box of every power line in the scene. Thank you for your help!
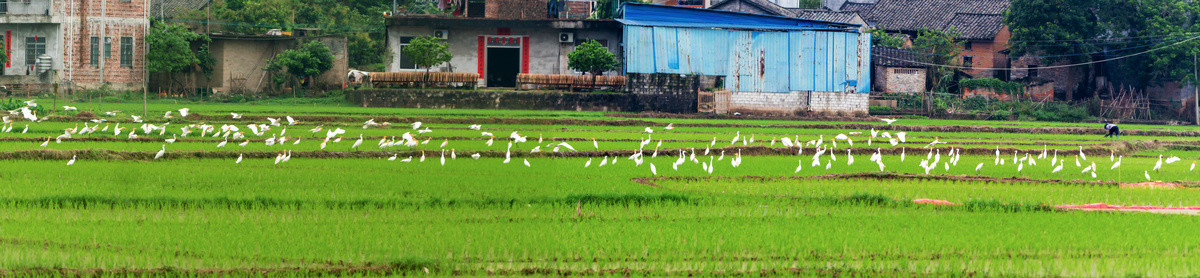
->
[885,35,1193,59]
[882,34,1200,70]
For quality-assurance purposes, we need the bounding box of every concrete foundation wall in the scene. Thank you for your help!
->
[728,91,809,114]
[352,89,637,112]
[809,91,868,113]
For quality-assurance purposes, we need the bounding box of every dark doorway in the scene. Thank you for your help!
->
[486,47,520,87]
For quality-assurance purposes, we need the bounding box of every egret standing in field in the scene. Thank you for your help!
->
[351,134,363,150]
[67,155,76,166]
[154,145,166,160]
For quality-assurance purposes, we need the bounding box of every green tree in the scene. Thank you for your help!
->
[402,36,453,87]
[0,40,8,75]
[913,27,961,93]
[146,21,211,92]
[868,29,906,48]
[1101,0,1200,87]
[266,40,334,91]
[568,40,619,88]
[595,0,645,19]
[1004,0,1102,62]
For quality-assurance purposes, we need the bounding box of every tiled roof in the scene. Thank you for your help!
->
[944,13,1005,40]
[150,0,211,19]
[873,47,924,68]
[789,9,862,25]
[709,0,794,17]
[852,0,1009,40]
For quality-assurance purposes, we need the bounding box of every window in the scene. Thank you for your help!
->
[120,37,132,67]
[963,41,972,51]
[397,36,416,70]
[1028,65,1039,77]
[90,36,99,66]
[103,37,111,59]
[0,0,8,15]
[894,68,919,75]
[963,56,974,67]
[24,36,44,65]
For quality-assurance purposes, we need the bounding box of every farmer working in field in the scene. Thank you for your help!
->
[1104,123,1121,138]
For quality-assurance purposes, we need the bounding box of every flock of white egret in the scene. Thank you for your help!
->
[6,100,1182,182]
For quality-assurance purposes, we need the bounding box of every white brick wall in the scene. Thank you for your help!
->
[809,91,869,113]
[728,91,808,114]
[719,91,868,114]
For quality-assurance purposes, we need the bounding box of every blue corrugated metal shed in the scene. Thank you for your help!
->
[620,3,871,93]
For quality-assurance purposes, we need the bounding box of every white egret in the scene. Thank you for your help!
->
[178,108,190,117]
[230,112,242,119]
[236,154,243,164]
[1153,155,1163,171]
[585,158,593,167]
[880,118,898,125]
[975,163,984,171]
[523,159,531,167]
[664,123,674,130]
[67,155,76,165]
[217,140,228,148]
[40,138,48,147]
[352,135,363,149]
[650,163,657,175]
[471,153,481,159]
[154,145,165,160]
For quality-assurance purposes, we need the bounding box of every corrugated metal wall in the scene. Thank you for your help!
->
[624,25,871,93]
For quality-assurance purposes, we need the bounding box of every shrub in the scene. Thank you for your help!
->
[869,106,893,115]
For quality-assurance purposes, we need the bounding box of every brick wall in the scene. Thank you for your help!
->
[875,66,926,93]
[486,0,549,19]
[809,91,868,113]
[960,26,1009,79]
[1010,55,1083,100]
[56,0,150,89]
[728,91,808,115]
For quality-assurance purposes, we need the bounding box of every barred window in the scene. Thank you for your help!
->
[24,36,44,65]
[90,36,99,66]
[120,37,132,67]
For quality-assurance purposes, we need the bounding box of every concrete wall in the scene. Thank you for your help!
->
[5,0,53,16]
[207,36,348,94]
[352,89,638,111]
[626,73,699,113]
[0,23,62,75]
[386,23,622,86]
[874,66,925,93]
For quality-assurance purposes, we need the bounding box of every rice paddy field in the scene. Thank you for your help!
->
[5,100,1200,277]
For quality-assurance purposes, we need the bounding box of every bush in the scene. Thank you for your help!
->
[869,106,893,115]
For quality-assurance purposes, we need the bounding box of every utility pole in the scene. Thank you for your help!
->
[1194,53,1198,125]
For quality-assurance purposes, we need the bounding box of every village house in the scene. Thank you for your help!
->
[622,3,871,114]
[385,0,621,88]
[871,47,926,93]
[0,0,150,90]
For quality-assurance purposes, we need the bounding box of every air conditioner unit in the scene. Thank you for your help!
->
[433,30,449,40]
[559,32,575,43]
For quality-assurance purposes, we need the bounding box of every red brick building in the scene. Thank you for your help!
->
[0,0,149,90]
